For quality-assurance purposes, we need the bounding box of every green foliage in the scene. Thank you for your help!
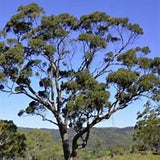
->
[139,57,151,69]
[0,120,26,160]
[20,129,63,160]
[117,49,138,67]
[39,13,76,40]
[109,145,125,157]
[151,57,160,74]
[0,72,6,82]
[2,44,24,65]
[138,74,160,91]
[78,33,106,48]
[39,78,52,88]
[5,3,44,34]
[12,127,160,160]
[28,38,46,50]
[133,102,160,154]
[107,69,138,87]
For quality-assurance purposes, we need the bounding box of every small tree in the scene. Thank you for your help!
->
[0,120,26,160]
[109,145,125,157]
[0,3,159,160]
[133,102,160,154]
[22,129,63,160]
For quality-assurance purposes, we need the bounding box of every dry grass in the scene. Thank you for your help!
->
[95,154,160,160]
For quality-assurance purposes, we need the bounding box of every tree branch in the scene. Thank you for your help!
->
[34,112,58,126]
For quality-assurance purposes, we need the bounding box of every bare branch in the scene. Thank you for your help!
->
[34,112,58,126]
[26,82,56,114]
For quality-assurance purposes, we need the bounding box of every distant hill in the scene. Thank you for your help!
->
[20,126,134,149]
[88,127,134,149]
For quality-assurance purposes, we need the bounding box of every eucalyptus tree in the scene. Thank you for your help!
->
[0,3,159,160]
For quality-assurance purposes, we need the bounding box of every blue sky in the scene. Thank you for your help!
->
[0,0,160,128]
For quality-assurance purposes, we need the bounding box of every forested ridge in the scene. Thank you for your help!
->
[1,120,159,160]
[19,126,134,149]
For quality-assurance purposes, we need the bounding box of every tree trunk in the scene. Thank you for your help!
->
[62,134,70,160]
[59,125,70,160]
[70,150,78,160]
[70,156,78,160]
[61,131,78,160]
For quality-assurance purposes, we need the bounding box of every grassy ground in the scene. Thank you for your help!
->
[95,154,160,160]
[78,148,160,160]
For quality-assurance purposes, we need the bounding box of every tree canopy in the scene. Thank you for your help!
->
[0,3,159,160]
[0,120,26,160]
[21,129,63,160]
[133,102,160,154]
